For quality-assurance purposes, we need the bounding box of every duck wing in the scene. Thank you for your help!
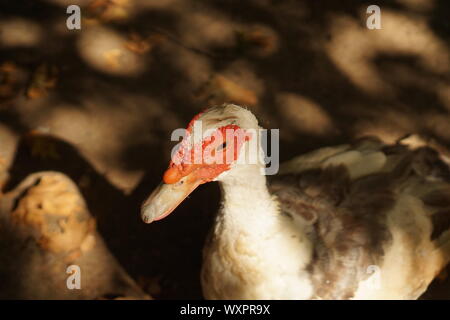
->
[269,137,450,299]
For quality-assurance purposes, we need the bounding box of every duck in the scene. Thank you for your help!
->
[141,103,450,300]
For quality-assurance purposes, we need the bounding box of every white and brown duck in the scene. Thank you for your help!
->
[141,104,450,300]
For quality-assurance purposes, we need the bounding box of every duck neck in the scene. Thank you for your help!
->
[218,163,279,232]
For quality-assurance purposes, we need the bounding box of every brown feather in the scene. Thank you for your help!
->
[269,137,450,299]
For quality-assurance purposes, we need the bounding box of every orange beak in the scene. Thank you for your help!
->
[141,131,240,223]
[141,166,202,223]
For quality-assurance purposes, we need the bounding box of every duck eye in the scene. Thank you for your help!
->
[216,142,227,151]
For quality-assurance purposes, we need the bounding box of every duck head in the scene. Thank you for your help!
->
[141,104,260,223]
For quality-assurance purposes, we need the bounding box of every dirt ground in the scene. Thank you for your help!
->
[0,0,449,299]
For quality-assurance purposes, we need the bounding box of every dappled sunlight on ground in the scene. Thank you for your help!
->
[276,93,337,136]
[0,124,18,174]
[179,10,236,51]
[0,18,43,47]
[325,8,449,95]
[396,0,435,12]
[78,25,147,75]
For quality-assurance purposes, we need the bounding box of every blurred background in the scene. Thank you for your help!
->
[0,0,449,299]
